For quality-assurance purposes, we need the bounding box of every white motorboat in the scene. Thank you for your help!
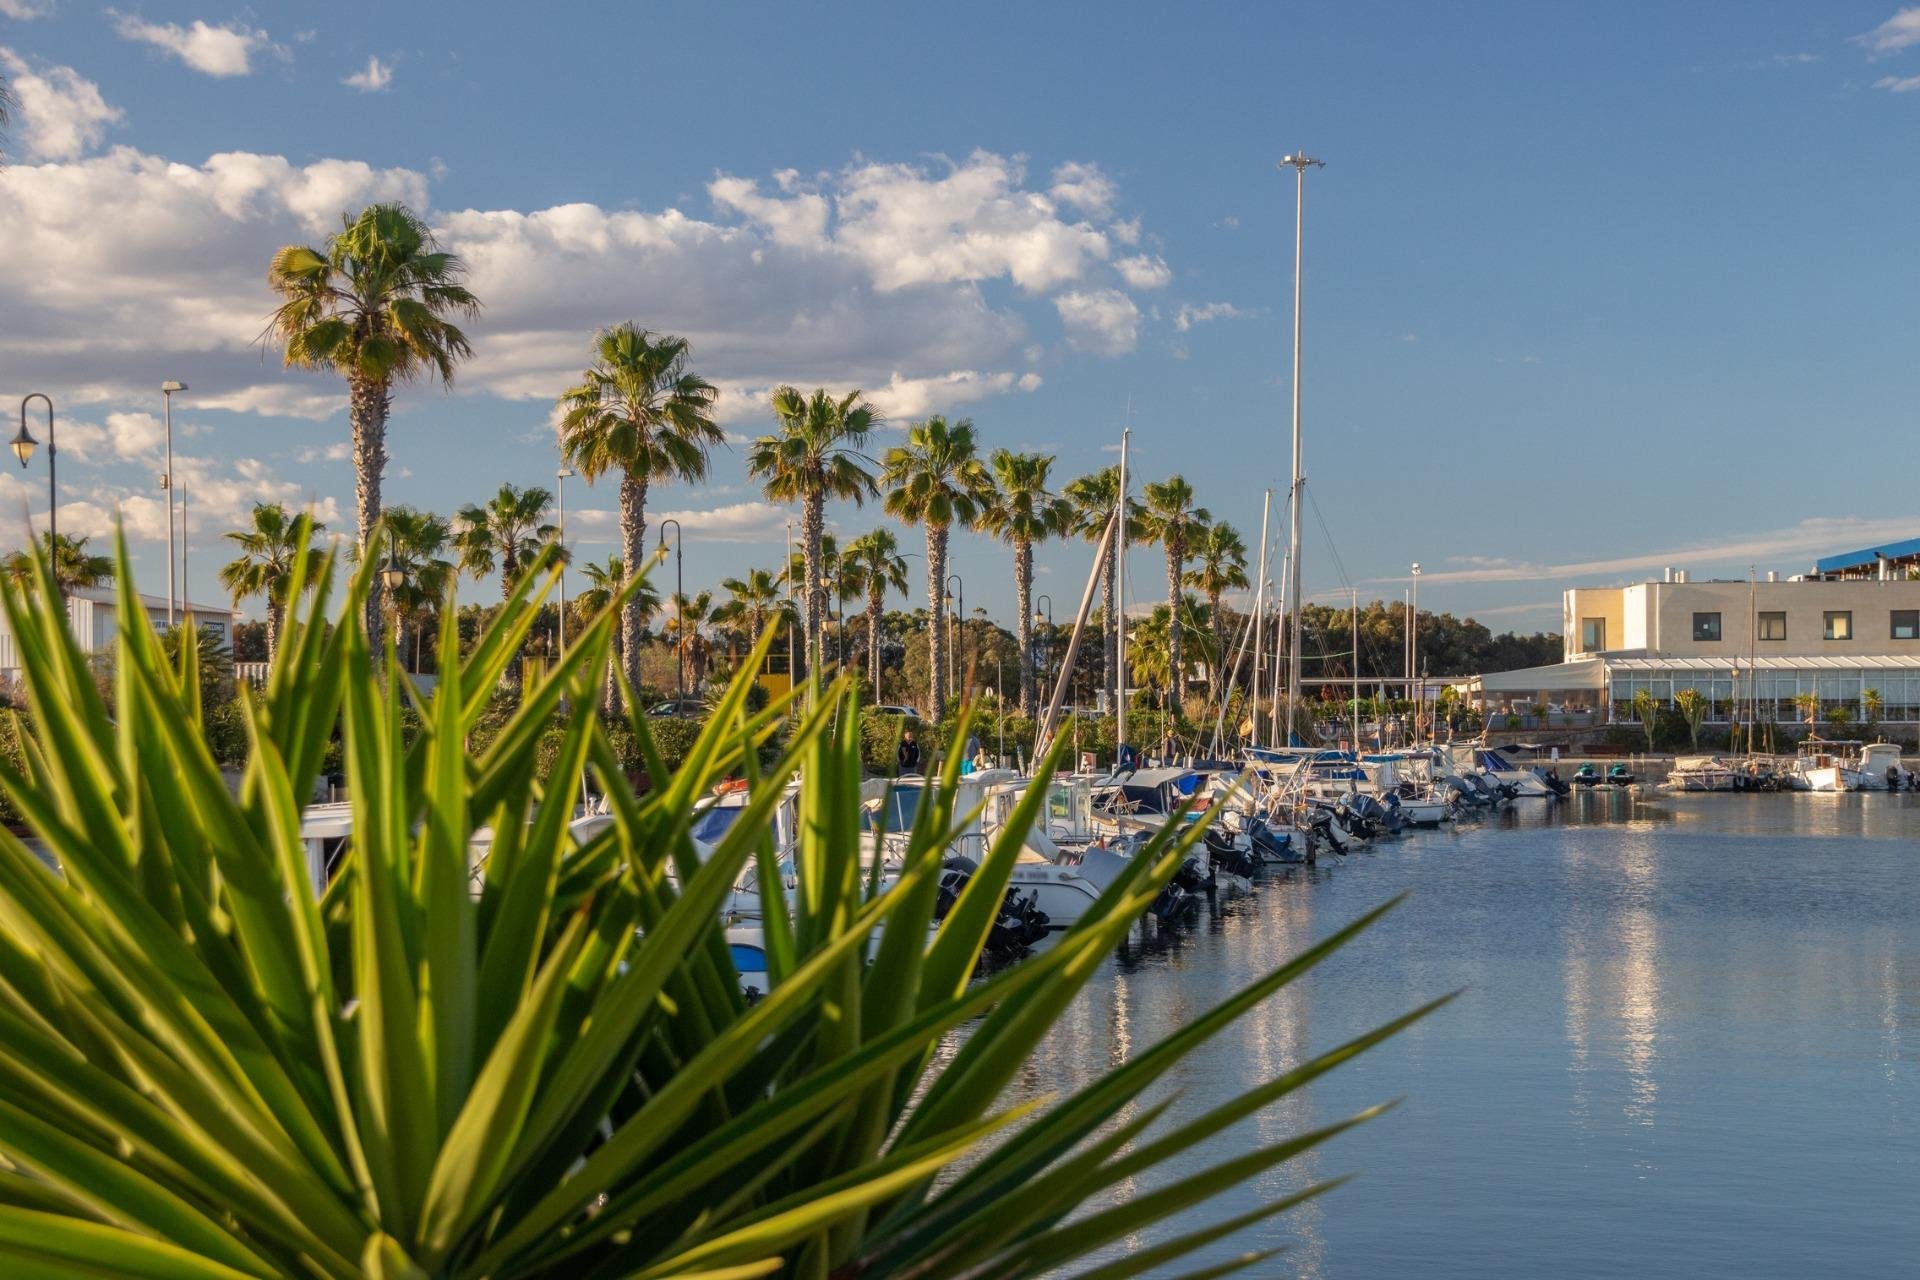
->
[1665,755,1740,792]
[1791,740,1906,792]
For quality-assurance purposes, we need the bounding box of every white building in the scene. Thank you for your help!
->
[0,587,239,678]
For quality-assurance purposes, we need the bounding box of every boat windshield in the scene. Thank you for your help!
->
[862,787,922,834]
[689,804,746,845]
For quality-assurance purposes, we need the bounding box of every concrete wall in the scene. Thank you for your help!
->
[1564,578,1920,660]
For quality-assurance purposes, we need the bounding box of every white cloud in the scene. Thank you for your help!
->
[1874,73,1920,91]
[0,0,54,18]
[568,500,787,546]
[1173,300,1259,331]
[1858,6,1920,56]
[1048,160,1117,217]
[0,48,122,160]
[1761,52,1820,66]
[865,369,1042,419]
[342,55,393,93]
[1383,516,1920,587]
[1054,289,1139,356]
[108,12,282,78]
[0,453,339,552]
[295,442,352,464]
[1114,253,1171,290]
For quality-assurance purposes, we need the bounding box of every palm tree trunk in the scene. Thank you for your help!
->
[1165,542,1183,713]
[927,525,947,716]
[1015,537,1035,718]
[266,601,282,667]
[1101,548,1117,706]
[868,588,883,694]
[803,492,825,680]
[619,473,648,708]
[348,373,390,641]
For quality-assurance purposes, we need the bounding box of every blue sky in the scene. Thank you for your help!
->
[2,1,1918,631]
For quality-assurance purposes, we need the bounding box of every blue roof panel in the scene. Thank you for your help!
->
[1815,535,1920,574]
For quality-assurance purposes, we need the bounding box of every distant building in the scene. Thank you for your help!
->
[1463,543,1920,729]
[0,587,238,679]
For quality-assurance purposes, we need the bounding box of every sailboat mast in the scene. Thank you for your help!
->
[1251,488,1271,742]
[1280,151,1322,746]
[1352,588,1360,751]
[1116,425,1130,762]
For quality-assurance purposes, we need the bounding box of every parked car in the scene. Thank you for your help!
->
[646,698,707,719]
[868,704,920,718]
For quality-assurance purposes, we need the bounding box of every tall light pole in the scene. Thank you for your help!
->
[12,394,56,547]
[1279,150,1322,745]
[945,573,963,703]
[556,467,574,653]
[161,381,186,626]
[1036,592,1053,693]
[659,517,684,699]
[1410,561,1422,739]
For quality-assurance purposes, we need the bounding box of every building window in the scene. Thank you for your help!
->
[1580,618,1606,652]
[1894,610,1919,641]
[1824,611,1853,641]
[1692,612,1722,642]
[1758,611,1786,641]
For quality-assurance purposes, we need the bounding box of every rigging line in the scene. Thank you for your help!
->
[1303,484,1352,590]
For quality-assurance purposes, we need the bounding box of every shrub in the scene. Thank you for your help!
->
[0,536,1433,1278]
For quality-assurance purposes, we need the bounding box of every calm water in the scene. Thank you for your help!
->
[1008,792,1920,1278]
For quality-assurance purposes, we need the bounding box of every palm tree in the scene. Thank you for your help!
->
[841,529,910,692]
[379,505,453,672]
[556,324,721,705]
[265,203,479,634]
[714,567,789,658]
[1185,520,1249,698]
[572,554,652,712]
[2,532,114,593]
[1063,467,1138,710]
[748,387,880,677]
[782,532,841,665]
[976,450,1072,717]
[1137,477,1210,713]
[665,589,715,689]
[452,484,560,601]
[217,504,325,662]
[880,417,995,716]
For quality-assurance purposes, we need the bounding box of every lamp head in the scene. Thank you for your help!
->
[379,534,405,590]
[10,423,35,467]
[161,381,187,394]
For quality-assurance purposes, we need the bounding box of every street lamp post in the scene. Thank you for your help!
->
[556,467,574,653]
[1035,592,1053,706]
[12,394,56,547]
[1410,561,1422,738]
[161,381,186,626]
[659,518,684,699]
[944,573,963,704]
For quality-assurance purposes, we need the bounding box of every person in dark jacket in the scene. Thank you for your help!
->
[896,728,922,775]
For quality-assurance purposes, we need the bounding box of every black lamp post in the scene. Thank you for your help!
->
[658,518,684,699]
[12,394,56,544]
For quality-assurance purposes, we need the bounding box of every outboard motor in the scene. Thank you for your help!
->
[1148,881,1198,921]
[1247,815,1306,865]
[1302,807,1346,856]
[1531,765,1571,798]
[937,857,1051,957]
[1445,776,1487,808]
[1349,792,1402,836]
[1204,826,1259,879]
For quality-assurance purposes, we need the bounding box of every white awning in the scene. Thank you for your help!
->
[1604,655,1920,672]
[1472,658,1608,693]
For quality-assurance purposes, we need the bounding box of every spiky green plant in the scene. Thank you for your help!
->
[0,532,1438,1279]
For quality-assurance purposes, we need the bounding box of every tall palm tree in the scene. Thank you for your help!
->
[572,555,654,713]
[714,567,789,657]
[265,203,479,633]
[452,484,560,600]
[1185,520,1249,698]
[556,324,721,705]
[217,504,325,663]
[2,533,114,593]
[748,387,880,679]
[880,417,995,716]
[1062,467,1139,710]
[841,528,910,691]
[1137,476,1210,712]
[665,589,715,689]
[379,505,454,672]
[976,450,1072,717]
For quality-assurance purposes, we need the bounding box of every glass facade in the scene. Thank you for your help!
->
[1609,667,1920,723]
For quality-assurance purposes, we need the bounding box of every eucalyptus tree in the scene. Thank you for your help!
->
[841,528,910,691]
[216,503,325,662]
[1186,519,1250,698]
[880,417,995,716]
[976,450,1072,717]
[748,387,880,678]
[556,324,721,701]
[265,203,479,631]
[452,484,560,600]
[1137,476,1210,710]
